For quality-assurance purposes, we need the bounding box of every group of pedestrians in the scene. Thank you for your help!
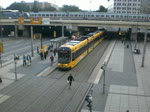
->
[23,54,31,66]
[40,52,48,60]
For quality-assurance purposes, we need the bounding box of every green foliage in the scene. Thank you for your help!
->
[6,2,30,12]
[97,5,107,12]
[42,7,57,11]
[61,5,82,12]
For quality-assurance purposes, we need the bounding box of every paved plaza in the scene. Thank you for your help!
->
[0,39,150,112]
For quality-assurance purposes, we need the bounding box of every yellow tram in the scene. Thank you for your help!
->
[57,28,105,70]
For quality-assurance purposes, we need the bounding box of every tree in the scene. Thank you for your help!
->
[42,7,57,11]
[98,5,107,12]
[6,2,30,12]
[61,5,81,12]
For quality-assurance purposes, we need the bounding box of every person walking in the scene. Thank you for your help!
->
[67,74,74,89]
[40,52,44,60]
[27,54,31,65]
[50,55,54,65]
[54,48,57,56]
[37,47,39,54]
[23,55,26,66]
[44,52,47,60]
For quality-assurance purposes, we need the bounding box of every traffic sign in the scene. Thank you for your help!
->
[0,42,4,53]
[18,18,24,24]
[30,18,42,24]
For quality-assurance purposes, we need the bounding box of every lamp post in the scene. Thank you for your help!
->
[14,53,19,81]
[101,62,106,94]
[134,8,139,50]
[31,26,34,57]
[141,28,148,67]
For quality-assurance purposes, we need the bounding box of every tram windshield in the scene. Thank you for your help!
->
[58,51,71,63]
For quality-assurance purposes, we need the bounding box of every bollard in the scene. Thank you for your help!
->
[0,77,2,83]
[126,44,129,48]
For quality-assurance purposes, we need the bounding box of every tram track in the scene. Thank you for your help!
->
[41,39,111,112]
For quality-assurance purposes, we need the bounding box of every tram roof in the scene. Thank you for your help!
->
[50,37,68,43]
[65,40,81,46]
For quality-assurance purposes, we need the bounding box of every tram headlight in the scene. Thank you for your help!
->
[58,63,68,67]
[63,64,68,67]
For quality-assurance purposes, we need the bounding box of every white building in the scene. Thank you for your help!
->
[108,0,141,14]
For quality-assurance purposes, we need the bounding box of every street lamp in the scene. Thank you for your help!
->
[101,62,106,94]
[134,8,139,50]
[14,53,19,81]
[141,28,148,67]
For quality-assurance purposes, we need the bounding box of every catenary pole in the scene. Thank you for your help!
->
[141,28,147,67]
[31,26,34,57]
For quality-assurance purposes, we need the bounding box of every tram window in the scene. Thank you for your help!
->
[58,53,70,63]
[54,14,57,16]
[111,15,114,17]
[101,15,104,17]
[116,15,119,18]
[50,14,53,16]
[58,14,61,16]
[38,14,41,17]
[42,14,45,16]
[46,14,49,17]
[106,15,109,17]
[133,16,136,18]
[129,16,132,18]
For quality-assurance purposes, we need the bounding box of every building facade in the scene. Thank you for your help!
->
[108,0,141,14]
[25,1,59,10]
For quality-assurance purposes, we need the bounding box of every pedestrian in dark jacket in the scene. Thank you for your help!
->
[44,52,47,60]
[23,55,26,66]
[54,48,57,56]
[67,74,74,88]
[50,55,54,65]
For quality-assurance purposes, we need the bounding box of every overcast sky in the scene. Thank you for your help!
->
[0,0,108,11]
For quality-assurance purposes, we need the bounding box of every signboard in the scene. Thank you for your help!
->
[30,18,42,24]
[0,42,4,53]
[33,33,42,39]
[42,18,50,25]
[18,18,24,24]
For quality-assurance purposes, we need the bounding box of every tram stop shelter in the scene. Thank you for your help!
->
[50,37,68,48]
